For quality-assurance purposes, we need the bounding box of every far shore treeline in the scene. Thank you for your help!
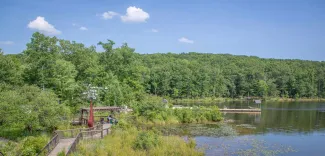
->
[1,32,325,106]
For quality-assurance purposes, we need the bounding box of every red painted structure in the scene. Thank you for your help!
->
[87,100,94,127]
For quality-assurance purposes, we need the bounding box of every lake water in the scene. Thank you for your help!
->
[181,102,325,156]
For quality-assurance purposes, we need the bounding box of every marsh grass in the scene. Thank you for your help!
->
[72,127,203,156]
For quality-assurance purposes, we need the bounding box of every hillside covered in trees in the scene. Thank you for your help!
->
[1,32,325,109]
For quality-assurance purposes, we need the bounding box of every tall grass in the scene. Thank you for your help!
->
[72,127,203,156]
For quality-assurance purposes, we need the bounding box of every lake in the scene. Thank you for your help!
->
[179,102,325,156]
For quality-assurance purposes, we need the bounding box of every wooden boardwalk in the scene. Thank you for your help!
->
[45,124,111,156]
[49,138,75,156]
[219,108,261,113]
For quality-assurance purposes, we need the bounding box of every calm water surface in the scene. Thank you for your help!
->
[182,102,325,156]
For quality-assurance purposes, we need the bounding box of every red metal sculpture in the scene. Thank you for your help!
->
[87,100,94,127]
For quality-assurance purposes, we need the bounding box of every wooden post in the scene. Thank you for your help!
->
[101,130,103,138]
[80,109,83,124]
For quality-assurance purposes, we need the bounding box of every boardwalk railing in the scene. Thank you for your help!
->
[36,134,59,156]
[66,127,110,155]
[37,124,103,156]
[55,124,102,139]
[66,133,82,155]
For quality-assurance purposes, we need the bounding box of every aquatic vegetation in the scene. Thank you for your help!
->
[236,124,257,129]
[198,137,297,156]
[233,139,297,156]
[157,123,238,137]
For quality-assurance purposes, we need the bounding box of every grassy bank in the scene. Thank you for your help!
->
[72,122,203,156]
[132,98,223,125]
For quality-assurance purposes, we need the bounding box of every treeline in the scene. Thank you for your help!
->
[1,32,325,108]
[142,53,325,99]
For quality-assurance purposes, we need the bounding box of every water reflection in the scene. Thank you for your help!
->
[177,102,325,155]
[177,101,325,134]
[223,102,325,134]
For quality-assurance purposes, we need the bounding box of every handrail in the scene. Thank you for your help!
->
[66,128,110,155]
[55,124,102,139]
[37,124,103,156]
[36,134,59,156]
[66,133,82,155]
[55,124,102,132]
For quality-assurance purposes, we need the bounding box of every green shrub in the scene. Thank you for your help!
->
[133,131,160,150]
[19,136,48,155]
[113,118,132,130]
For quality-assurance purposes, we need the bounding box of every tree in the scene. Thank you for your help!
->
[0,85,70,132]
[48,59,78,101]
[0,51,23,85]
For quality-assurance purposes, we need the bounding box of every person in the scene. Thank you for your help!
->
[107,115,112,123]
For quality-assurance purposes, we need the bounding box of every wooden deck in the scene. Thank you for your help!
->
[219,108,261,112]
[81,106,121,112]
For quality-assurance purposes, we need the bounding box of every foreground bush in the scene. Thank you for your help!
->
[0,135,49,156]
[0,85,71,136]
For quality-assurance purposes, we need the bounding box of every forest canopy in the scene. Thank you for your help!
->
[1,32,325,109]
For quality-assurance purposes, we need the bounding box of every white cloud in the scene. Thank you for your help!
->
[178,37,194,44]
[121,6,149,23]
[0,41,14,45]
[72,23,88,31]
[100,11,119,20]
[151,29,158,32]
[79,27,88,31]
[27,16,61,35]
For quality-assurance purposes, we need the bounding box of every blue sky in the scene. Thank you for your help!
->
[1,0,325,61]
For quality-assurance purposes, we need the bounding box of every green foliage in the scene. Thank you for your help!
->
[0,52,23,85]
[19,136,48,156]
[0,85,70,134]
[174,107,223,123]
[112,118,132,130]
[0,135,48,156]
[142,53,325,99]
[132,96,222,124]
[133,131,160,150]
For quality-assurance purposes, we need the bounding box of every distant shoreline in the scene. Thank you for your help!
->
[171,97,325,104]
